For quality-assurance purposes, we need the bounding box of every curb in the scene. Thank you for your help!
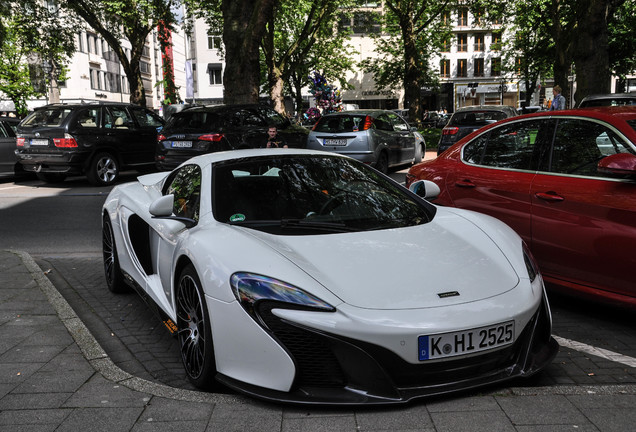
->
[12,249,636,402]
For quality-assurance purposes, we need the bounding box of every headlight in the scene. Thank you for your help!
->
[230,273,335,318]
[522,242,539,282]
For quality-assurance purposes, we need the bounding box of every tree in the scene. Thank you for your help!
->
[0,1,76,115]
[608,0,636,92]
[60,0,177,107]
[360,0,455,126]
[502,0,555,107]
[261,0,354,116]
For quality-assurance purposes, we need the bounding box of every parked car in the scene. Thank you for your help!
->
[437,105,518,155]
[307,109,424,173]
[102,148,557,404]
[156,104,309,171]
[578,93,636,108]
[0,116,22,178]
[15,103,165,186]
[406,106,636,309]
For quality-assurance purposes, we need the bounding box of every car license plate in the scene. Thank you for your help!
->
[171,141,192,148]
[418,321,514,361]
[30,139,49,146]
[324,138,347,146]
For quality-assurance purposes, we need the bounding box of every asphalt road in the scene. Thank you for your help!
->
[1,167,635,396]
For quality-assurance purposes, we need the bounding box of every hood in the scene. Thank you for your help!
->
[245,210,520,310]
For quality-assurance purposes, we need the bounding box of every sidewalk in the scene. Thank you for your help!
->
[1,249,635,431]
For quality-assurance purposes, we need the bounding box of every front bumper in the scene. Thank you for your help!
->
[217,295,558,405]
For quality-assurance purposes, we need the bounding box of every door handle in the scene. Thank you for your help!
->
[535,191,565,202]
[455,179,475,188]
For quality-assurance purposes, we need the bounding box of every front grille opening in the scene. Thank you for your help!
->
[257,303,346,388]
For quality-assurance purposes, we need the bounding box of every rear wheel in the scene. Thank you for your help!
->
[102,215,128,293]
[36,172,67,183]
[88,152,119,186]
[176,264,218,390]
[374,151,389,174]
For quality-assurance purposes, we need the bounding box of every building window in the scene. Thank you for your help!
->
[457,8,468,26]
[352,11,381,34]
[142,45,151,58]
[457,33,468,52]
[207,64,222,85]
[140,61,151,74]
[491,31,502,51]
[457,59,467,77]
[474,34,484,52]
[90,68,102,90]
[207,35,222,50]
[474,58,484,77]
[441,37,450,52]
[491,57,501,76]
[440,59,450,78]
[77,32,85,53]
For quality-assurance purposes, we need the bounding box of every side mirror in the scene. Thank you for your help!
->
[598,153,636,178]
[409,180,440,200]
[149,194,197,228]
[149,194,174,217]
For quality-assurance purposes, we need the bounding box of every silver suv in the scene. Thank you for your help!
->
[306,110,423,173]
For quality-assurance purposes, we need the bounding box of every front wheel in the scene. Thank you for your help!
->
[176,265,218,390]
[87,152,119,186]
[102,215,128,293]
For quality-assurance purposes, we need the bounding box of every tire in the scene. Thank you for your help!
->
[87,152,119,186]
[36,172,67,183]
[102,215,128,293]
[413,142,423,164]
[374,151,389,174]
[176,264,218,390]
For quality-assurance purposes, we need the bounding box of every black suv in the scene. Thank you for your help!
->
[437,105,518,155]
[15,103,165,185]
[156,104,309,170]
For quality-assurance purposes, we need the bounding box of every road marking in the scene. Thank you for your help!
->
[554,335,636,368]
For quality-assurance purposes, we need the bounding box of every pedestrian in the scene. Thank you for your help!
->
[262,124,287,148]
[549,85,566,111]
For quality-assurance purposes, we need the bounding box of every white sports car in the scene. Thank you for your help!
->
[102,148,558,405]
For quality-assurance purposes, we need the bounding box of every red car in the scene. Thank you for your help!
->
[406,107,636,308]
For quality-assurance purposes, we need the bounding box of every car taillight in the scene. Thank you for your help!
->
[53,134,78,148]
[361,115,374,130]
[157,134,166,141]
[198,134,224,142]
[442,126,459,135]
[16,137,25,147]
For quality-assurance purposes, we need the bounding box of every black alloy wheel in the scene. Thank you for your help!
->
[102,215,128,293]
[176,264,218,390]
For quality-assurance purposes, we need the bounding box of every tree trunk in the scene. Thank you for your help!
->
[572,0,612,106]
[401,19,421,126]
[222,0,275,105]
[269,67,286,115]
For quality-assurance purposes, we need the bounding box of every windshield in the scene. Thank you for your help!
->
[313,115,368,133]
[166,111,223,131]
[212,155,435,234]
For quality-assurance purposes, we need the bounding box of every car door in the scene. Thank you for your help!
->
[103,106,143,165]
[129,106,165,162]
[149,164,202,312]
[387,112,415,164]
[444,118,550,243]
[374,113,400,165]
[0,119,18,175]
[530,117,636,298]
